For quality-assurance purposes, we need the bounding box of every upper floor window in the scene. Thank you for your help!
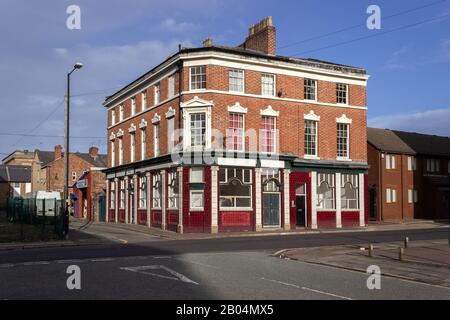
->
[131,97,136,115]
[190,112,206,148]
[154,83,160,105]
[227,113,244,151]
[111,110,116,125]
[154,123,160,157]
[337,123,349,159]
[386,155,396,170]
[119,105,124,121]
[167,116,175,153]
[261,116,276,153]
[426,159,440,173]
[141,91,147,111]
[407,156,417,171]
[111,141,115,167]
[118,138,123,165]
[304,79,317,101]
[336,83,348,104]
[141,128,146,161]
[71,171,77,182]
[130,133,135,162]
[168,75,175,98]
[304,120,318,157]
[229,69,244,92]
[190,66,206,90]
[261,73,275,96]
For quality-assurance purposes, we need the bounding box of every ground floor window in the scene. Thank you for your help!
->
[219,168,252,209]
[386,188,397,203]
[110,181,115,209]
[119,180,125,209]
[168,171,179,209]
[152,172,162,209]
[139,176,147,209]
[190,190,204,210]
[317,173,335,209]
[341,174,359,209]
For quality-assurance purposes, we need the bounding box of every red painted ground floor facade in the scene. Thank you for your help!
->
[105,156,369,233]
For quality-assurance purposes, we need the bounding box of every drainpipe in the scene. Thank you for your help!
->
[379,151,383,221]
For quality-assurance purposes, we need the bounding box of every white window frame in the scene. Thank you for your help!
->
[304,78,317,101]
[336,123,350,160]
[304,120,318,158]
[167,116,175,153]
[392,189,397,203]
[168,75,175,98]
[118,138,123,165]
[190,167,204,183]
[336,83,348,105]
[111,109,116,125]
[189,66,206,91]
[152,172,162,209]
[141,91,147,111]
[139,176,147,209]
[120,180,125,209]
[408,189,413,204]
[229,69,244,93]
[227,112,245,151]
[190,190,204,211]
[71,171,77,182]
[386,188,392,203]
[261,73,276,97]
[130,133,135,162]
[261,115,277,154]
[168,171,179,209]
[386,155,391,170]
[154,123,160,157]
[119,105,124,121]
[131,96,136,115]
[141,128,146,161]
[183,108,211,150]
[110,182,115,209]
[154,83,160,105]
[407,157,413,171]
[219,168,253,210]
[111,140,115,167]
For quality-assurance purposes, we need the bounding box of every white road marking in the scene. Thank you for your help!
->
[0,264,15,268]
[23,261,51,266]
[55,259,83,264]
[176,258,221,270]
[120,265,199,285]
[260,277,352,300]
[90,258,114,262]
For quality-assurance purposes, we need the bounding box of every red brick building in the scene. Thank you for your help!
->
[104,17,369,233]
[368,128,450,221]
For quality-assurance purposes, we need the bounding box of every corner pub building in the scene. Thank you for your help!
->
[104,17,369,234]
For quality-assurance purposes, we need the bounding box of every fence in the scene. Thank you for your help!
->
[5,197,65,240]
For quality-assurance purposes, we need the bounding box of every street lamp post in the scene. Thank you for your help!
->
[63,62,83,239]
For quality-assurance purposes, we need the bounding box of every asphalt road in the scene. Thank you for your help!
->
[1,226,450,299]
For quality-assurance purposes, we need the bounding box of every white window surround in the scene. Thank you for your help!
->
[260,105,279,117]
[227,102,248,114]
[336,114,352,124]
[181,97,213,150]
[165,107,176,118]
[261,73,276,97]
[190,190,204,211]
[139,119,147,129]
[109,132,116,141]
[304,110,321,122]
[128,123,136,134]
[152,113,161,124]
[116,129,124,138]
[336,83,349,105]
[229,69,245,93]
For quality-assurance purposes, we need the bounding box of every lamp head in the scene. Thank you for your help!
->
[74,62,83,69]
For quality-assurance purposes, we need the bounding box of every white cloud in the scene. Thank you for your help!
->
[385,46,413,70]
[368,108,450,137]
[160,18,196,33]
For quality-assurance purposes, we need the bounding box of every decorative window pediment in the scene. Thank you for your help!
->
[304,110,321,121]
[152,113,161,124]
[180,96,213,109]
[139,119,147,129]
[116,129,124,138]
[227,102,247,114]
[109,132,116,141]
[260,105,279,117]
[128,123,136,133]
[336,114,352,124]
[165,107,176,119]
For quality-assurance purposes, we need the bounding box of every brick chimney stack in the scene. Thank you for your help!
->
[89,146,99,159]
[239,16,276,55]
[54,145,62,160]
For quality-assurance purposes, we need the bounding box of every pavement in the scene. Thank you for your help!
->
[281,239,450,288]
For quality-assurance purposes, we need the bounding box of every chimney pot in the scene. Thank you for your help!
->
[203,37,213,47]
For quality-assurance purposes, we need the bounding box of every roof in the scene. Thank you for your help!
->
[104,45,368,106]
[75,153,108,168]
[0,165,31,183]
[367,128,415,154]
[35,150,55,166]
[392,130,450,158]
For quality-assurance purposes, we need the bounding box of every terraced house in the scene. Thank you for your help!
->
[104,17,370,234]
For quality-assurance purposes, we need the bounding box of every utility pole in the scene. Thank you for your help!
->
[63,62,83,239]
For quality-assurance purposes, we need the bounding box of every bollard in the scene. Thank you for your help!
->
[399,247,404,261]
[404,237,409,248]
[368,244,374,257]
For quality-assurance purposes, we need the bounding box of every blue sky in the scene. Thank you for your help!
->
[0,0,449,157]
